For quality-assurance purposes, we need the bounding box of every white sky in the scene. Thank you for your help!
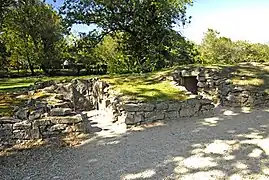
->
[182,0,269,44]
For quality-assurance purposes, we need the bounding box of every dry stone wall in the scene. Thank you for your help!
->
[2,66,268,149]
[172,67,269,107]
[0,78,114,148]
[118,97,215,126]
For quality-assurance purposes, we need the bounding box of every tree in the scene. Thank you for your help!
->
[199,29,269,64]
[5,0,65,75]
[61,0,193,72]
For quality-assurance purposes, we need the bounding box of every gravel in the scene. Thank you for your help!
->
[1,107,269,180]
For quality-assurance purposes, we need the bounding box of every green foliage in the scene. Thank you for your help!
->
[2,0,65,75]
[61,0,194,73]
[199,29,269,64]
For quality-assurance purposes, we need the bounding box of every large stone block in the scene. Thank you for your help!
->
[140,103,155,112]
[125,112,141,125]
[165,111,179,119]
[33,119,52,127]
[50,108,73,116]
[47,115,83,124]
[49,124,68,132]
[180,105,199,117]
[0,117,20,124]
[124,103,141,112]
[14,108,29,120]
[13,121,31,130]
[168,102,181,111]
[13,130,32,139]
[64,123,86,133]
[145,111,165,122]
[156,102,168,110]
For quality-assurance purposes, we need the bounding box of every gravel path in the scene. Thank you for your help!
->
[1,107,269,180]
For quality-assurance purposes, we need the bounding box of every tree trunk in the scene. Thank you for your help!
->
[27,56,35,76]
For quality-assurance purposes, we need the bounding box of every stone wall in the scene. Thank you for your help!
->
[3,66,268,148]
[172,67,269,107]
[0,78,114,148]
[116,97,215,126]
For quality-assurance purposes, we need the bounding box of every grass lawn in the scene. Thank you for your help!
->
[102,69,187,101]
[229,63,269,91]
[2,62,269,117]
[0,68,188,116]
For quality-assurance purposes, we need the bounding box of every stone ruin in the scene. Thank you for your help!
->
[0,78,120,148]
[1,66,269,148]
[172,66,269,107]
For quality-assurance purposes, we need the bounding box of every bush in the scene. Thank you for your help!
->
[198,29,269,64]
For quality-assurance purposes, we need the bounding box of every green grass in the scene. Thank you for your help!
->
[0,91,50,117]
[2,63,269,117]
[0,68,187,103]
[230,63,269,90]
[0,76,80,93]
[103,69,187,101]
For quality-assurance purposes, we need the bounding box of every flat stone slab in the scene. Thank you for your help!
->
[50,108,73,116]
[0,117,21,124]
[41,115,83,124]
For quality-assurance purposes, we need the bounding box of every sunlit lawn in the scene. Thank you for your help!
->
[0,68,189,116]
[2,63,269,117]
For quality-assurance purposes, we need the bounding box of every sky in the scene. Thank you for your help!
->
[183,0,269,44]
[47,0,269,44]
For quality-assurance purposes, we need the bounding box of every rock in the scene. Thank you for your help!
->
[55,94,64,100]
[52,102,72,109]
[197,76,206,82]
[72,79,89,96]
[124,112,134,122]
[144,111,165,122]
[68,123,86,132]
[28,90,35,96]
[125,112,143,125]
[134,113,144,122]
[0,129,12,138]
[46,115,83,124]
[156,102,168,110]
[165,111,179,119]
[200,104,215,112]
[42,85,56,93]
[77,95,94,111]
[29,110,43,121]
[49,124,67,132]
[31,128,41,139]
[0,117,20,124]
[41,131,60,137]
[13,130,32,139]
[180,108,197,117]
[215,79,224,86]
[26,98,35,106]
[105,99,111,107]
[50,108,73,116]
[124,103,140,112]
[35,101,48,110]
[225,79,232,85]
[0,123,13,130]
[13,121,31,130]
[33,119,52,127]
[14,108,29,120]
[140,103,155,111]
[187,98,200,106]
[197,82,205,88]
[168,102,181,111]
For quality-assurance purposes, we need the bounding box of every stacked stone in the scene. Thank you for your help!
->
[0,78,112,148]
[121,97,215,126]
